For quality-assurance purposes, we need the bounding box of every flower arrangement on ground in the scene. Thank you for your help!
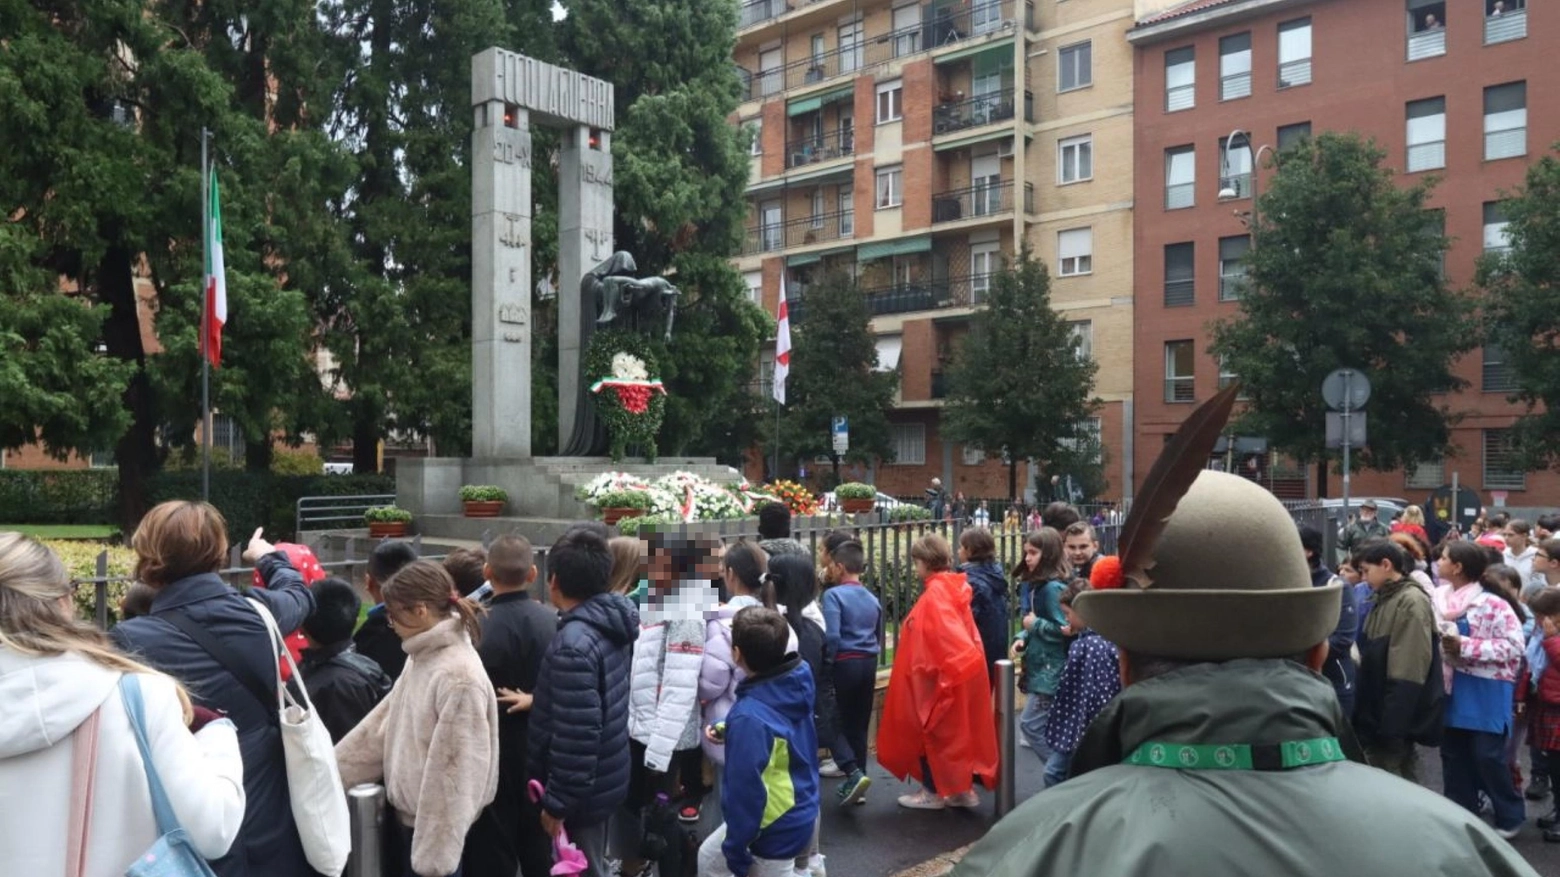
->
[577,471,749,522]
[585,329,667,462]
[760,479,819,516]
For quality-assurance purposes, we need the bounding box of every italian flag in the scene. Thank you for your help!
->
[204,169,227,367]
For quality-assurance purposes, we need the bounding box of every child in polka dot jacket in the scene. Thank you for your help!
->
[1041,579,1122,788]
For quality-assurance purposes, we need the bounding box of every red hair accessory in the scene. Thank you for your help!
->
[449,593,461,606]
[1089,555,1125,590]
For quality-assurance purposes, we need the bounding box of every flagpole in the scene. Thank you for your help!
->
[200,128,211,503]
[773,397,780,479]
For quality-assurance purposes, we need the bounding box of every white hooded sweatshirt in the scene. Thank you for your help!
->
[0,647,246,877]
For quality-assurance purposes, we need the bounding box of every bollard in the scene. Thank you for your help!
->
[347,783,385,877]
[995,658,1017,818]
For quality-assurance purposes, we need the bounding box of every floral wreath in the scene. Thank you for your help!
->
[585,329,668,462]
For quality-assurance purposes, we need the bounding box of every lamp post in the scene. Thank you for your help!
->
[1217,128,1275,228]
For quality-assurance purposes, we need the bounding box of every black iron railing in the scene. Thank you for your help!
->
[931,180,1014,223]
[741,209,856,254]
[859,273,994,315]
[785,129,856,168]
[932,88,1030,135]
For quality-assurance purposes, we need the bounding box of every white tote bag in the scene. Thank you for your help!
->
[248,597,352,876]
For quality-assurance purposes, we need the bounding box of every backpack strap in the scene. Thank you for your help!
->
[157,608,278,723]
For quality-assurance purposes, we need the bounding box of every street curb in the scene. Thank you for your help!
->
[887,844,970,877]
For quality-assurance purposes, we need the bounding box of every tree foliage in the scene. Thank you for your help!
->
[1479,146,1560,471]
[1210,133,1475,481]
[774,273,897,470]
[942,254,1099,499]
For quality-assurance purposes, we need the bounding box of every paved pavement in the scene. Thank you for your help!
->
[706,743,1560,877]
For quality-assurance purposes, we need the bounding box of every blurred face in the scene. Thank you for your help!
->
[1360,560,1395,589]
[1023,543,1042,571]
[1360,506,1377,521]
[913,558,929,580]
[386,601,436,639]
[1338,562,1362,586]
[1437,550,1465,583]
[1063,533,1097,568]
[1506,528,1530,551]
[1535,548,1558,577]
[1060,601,1083,631]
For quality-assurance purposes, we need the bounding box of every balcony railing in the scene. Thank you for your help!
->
[1486,9,1527,43]
[932,89,1031,135]
[742,209,856,254]
[785,129,855,168]
[1407,28,1446,61]
[740,0,1018,100]
[931,180,1014,223]
[860,273,994,315]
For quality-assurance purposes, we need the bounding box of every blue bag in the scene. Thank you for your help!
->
[119,675,221,877]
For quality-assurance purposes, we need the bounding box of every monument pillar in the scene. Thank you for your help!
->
[557,126,614,450]
[471,99,533,458]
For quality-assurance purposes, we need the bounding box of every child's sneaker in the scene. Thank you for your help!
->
[806,853,827,877]
[818,757,845,778]
[943,789,980,808]
[897,788,945,809]
[837,770,872,806]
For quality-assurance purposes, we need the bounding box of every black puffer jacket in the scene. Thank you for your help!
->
[963,561,1011,677]
[528,591,639,827]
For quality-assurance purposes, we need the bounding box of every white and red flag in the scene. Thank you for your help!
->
[773,274,790,405]
[204,169,227,367]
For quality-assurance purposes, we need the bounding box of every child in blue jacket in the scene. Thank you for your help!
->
[698,607,820,877]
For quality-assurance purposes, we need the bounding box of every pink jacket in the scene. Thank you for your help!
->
[698,597,797,764]
[1445,591,1525,684]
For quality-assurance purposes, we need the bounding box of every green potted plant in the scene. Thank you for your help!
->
[459,485,509,518]
[835,482,878,514]
[363,505,413,538]
[595,489,653,526]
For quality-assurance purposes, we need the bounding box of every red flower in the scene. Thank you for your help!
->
[1089,555,1125,590]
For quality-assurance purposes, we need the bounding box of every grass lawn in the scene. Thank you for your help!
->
[9,524,120,540]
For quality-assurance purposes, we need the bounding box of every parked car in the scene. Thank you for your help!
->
[818,490,903,513]
[1318,497,1408,528]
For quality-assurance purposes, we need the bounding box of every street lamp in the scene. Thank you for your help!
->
[1217,128,1276,226]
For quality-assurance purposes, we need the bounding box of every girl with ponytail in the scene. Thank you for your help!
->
[335,560,500,877]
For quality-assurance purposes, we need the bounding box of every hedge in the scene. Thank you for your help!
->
[0,470,119,525]
[147,472,397,542]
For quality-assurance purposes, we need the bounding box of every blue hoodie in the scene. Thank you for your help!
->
[820,580,882,659]
[962,561,1010,672]
[721,657,820,876]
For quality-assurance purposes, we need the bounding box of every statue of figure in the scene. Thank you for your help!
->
[561,251,681,456]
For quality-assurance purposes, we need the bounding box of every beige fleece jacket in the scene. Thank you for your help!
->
[336,618,499,877]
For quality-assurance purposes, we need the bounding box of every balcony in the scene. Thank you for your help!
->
[1486,9,1526,43]
[742,209,856,255]
[739,0,1020,101]
[786,128,855,169]
[860,273,993,315]
[1407,27,1445,61]
[932,181,1014,224]
[932,89,1031,136]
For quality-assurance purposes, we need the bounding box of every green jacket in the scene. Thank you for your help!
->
[1016,579,1068,695]
[953,660,1538,877]
[1339,517,1391,555]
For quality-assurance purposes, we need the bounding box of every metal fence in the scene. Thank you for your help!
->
[295,494,397,538]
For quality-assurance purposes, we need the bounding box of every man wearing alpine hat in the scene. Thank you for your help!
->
[952,387,1537,877]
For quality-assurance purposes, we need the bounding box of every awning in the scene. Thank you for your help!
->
[787,162,855,185]
[858,236,932,261]
[934,36,1014,66]
[819,85,855,105]
[933,128,1021,152]
[787,96,822,117]
[1211,436,1270,455]
[786,253,822,267]
[874,335,904,372]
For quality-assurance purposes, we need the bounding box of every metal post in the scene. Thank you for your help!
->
[1340,370,1353,528]
[347,783,385,877]
[94,550,109,630]
[995,658,1017,818]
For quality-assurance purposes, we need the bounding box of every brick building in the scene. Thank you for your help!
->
[1130,0,1558,503]
[732,0,1137,500]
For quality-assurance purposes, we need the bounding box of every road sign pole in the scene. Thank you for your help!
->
[1340,370,1352,526]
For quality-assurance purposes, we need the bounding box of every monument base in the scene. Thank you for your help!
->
[396,456,741,531]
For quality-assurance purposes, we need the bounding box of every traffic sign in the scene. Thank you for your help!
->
[1325,411,1367,449]
[1322,369,1372,412]
[832,416,849,454]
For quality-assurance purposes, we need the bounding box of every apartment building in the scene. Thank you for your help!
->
[734,0,1137,500]
[1130,0,1558,501]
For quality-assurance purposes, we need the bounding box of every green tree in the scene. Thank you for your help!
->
[560,0,768,458]
[1478,146,1560,471]
[943,255,1099,501]
[1210,132,1474,493]
[774,273,896,475]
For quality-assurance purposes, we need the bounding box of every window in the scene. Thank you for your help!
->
[1217,356,1243,392]
[970,241,1001,302]
[747,119,762,156]
[1484,201,1511,253]
[1165,146,1195,209]
[890,422,926,465]
[810,188,826,228]
[1219,235,1250,301]
[1405,97,1445,172]
[1219,33,1252,100]
[875,166,902,208]
[1058,228,1092,277]
[876,80,903,123]
[1424,208,1447,278]
[760,200,782,251]
[1219,136,1252,199]
[839,187,854,236]
[1165,340,1195,402]
[1484,344,1517,392]
[1405,458,1446,490]
[1486,0,1527,44]
[839,20,864,73]
[759,47,783,97]
[892,3,921,56]
[757,350,775,398]
[1058,134,1093,184]
[1483,429,1526,490]
[1484,82,1527,161]
[1067,320,1093,362]
[1278,18,1312,87]
[1164,242,1195,306]
[744,270,762,305]
[962,444,986,466]
[811,34,826,66]
[1059,42,1092,91]
[1165,47,1195,111]
[1277,121,1312,152]
[1407,0,1447,60]
[973,0,1003,34]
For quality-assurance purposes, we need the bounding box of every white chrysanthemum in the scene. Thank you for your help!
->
[611,352,649,381]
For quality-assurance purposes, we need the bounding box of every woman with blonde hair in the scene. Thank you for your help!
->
[336,560,499,877]
[112,501,318,876]
[1393,505,1432,549]
[607,535,647,603]
[0,531,245,875]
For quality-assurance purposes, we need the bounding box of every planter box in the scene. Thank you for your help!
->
[368,521,409,538]
[462,500,506,518]
[601,507,641,526]
[840,498,876,514]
